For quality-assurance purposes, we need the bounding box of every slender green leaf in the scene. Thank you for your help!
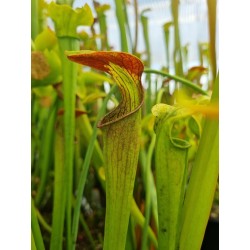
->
[141,9,152,113]
[113,0,129,51]
[163,21,173,69]
[50,121,66,250]
[144,68,208,96]
[35,99,58,205]
[31,231,37,250]
[171,0,184,76]
[31,0,39,39]
[179,73,219,250]
[31,199,45,250]
[207,0,217,82]
[94,1,111,50]
[36,208,52,234]
[141,134,156,250]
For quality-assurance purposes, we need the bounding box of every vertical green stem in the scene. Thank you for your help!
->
[114,0,129,52]
[198,43,204,66]
[149,163,158,230]
[125,217,136,250]
[31,94,39,170]
[139,132,158,233]
[98,13,109,50]
[132,0,139,53]
[163,22,173,69]
[141,11,152,113]
[141,12,151,67]
[31,231,37,250]
[73,122,82,190]
[76,98,104,169]
[79,213,96,249]
[50,121,67,250]
[171,0,184,77]
[207,0,217,83]
[130,200,158,248]
[58,37,79,250]
[94,1,110,51]
[141,134,156,250]
[122,0,133,51]
[31,0,39,40]
[31,98,50,183]
[36,208,52,233]
[35,98,57,205]
[31,199,45,250]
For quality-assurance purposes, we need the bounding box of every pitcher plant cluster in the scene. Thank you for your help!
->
[31,0,218,250]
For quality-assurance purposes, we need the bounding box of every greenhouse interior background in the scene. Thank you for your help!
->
[31,0,220,249]
[47,0,219,77]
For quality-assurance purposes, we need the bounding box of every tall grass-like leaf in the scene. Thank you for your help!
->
[58,39,79,248]
[179,73,219,250]
[141,9,152,113]
[207,0,217,83]
[163,22,173,69]
[50,120,66,250]
[67,50,144,250]
[36,208,52,233]
[35,99,57,205]
[141,9,151,68]
[132,0,139,53]
[171,0,184,77]
[114,0,129,52]
[31,231,37,250]
[31,199,45,250]
[122,0,133,51]
[152,104,191,250]
[31,0,39,39]
[130,199,158,248]
[94,2,111,51]
[141,134,156,250]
